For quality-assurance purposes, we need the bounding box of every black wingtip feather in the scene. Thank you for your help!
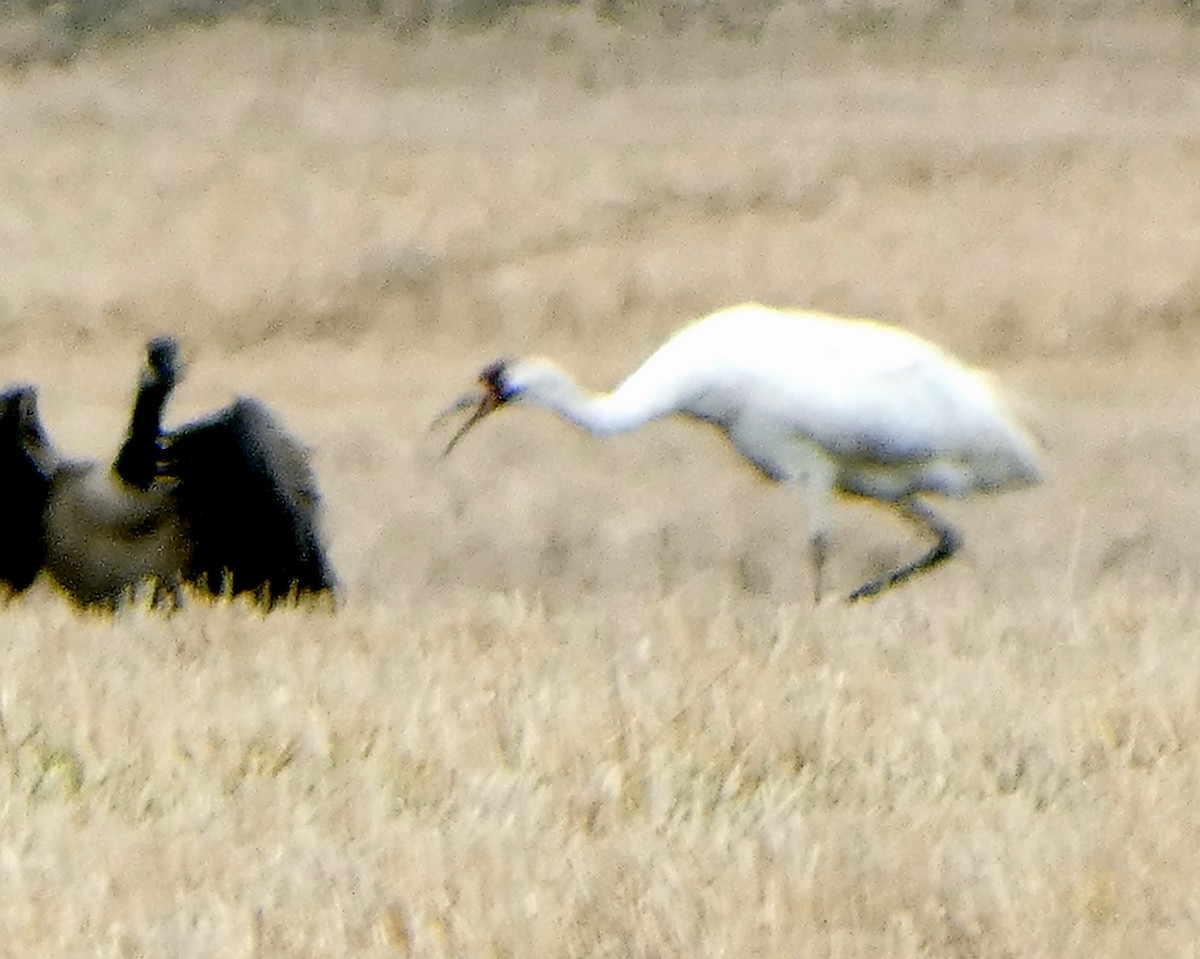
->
[162,397,334,604]
[0,385,51,592]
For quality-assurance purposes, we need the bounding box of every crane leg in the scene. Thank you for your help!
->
[847,497,962,602]
[810,530,828,602]
[797,455,837,602]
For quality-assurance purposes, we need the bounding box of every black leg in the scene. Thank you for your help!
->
[847,497,962,602]
[810,529,828,602]
[151,577,185,611]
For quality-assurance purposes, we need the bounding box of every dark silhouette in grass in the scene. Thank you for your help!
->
[0,337,334,608]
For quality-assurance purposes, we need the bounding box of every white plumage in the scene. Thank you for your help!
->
[437,303,1041,600]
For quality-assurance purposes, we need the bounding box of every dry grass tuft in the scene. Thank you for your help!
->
[4,585,1200,956]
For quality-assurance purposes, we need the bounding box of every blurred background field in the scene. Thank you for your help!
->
[1,3,1200,956]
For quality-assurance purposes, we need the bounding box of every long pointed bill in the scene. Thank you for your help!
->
[432,390,501,457]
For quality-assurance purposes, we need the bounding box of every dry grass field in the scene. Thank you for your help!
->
[2,6,1200,956]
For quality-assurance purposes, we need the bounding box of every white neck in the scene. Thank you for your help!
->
[513,362,665,437]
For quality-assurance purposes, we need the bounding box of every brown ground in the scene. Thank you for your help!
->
[1,8,1199,957]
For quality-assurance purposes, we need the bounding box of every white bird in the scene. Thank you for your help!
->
[435,303,1041,601]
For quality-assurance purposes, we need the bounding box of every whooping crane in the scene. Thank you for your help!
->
[0,337,334,608]
[435,303,1041,601]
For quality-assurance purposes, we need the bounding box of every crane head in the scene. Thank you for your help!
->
[433,359,515,456]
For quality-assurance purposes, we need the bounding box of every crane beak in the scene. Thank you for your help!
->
[432,384,503,457]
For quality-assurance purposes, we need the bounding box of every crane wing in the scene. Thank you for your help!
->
[161,397,334,603]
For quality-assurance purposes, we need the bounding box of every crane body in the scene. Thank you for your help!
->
[437,304,1041,601]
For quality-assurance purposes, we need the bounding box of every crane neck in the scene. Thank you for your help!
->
[517,364,665,437]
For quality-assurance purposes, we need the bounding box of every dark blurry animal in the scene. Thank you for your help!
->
[0,385,54,593]
[0,337,334,608]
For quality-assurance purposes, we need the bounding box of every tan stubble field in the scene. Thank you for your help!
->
[1,7,1200,956]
